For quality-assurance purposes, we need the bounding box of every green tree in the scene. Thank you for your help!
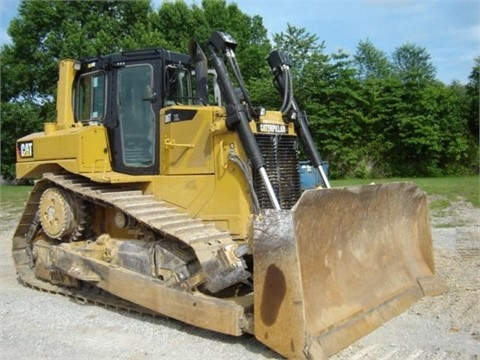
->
[314,50,371,178]
[155,0,210,51]
[387,44,442,175]
[354,39,392,80]
[438,82,476,174]
[392,43,436,83]
[154,0,270,80]
[272,24,325,82]
[465,57,479,137]
[1,101,46,179]
[2,0,157,103]
[353,39,396,176]
[201,0,271,81]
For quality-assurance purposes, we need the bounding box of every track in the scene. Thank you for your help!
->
[11,172,248,319]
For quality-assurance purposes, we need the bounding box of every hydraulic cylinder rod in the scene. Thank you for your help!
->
[268,51,331,188]
[207,32,281,210]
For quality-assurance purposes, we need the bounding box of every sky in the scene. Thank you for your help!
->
[1,0,479,84]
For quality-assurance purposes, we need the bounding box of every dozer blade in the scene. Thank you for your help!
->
[253,182,446,359]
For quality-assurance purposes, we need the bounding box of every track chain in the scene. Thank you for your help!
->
[43,173,236,265]
[12,172,242,318]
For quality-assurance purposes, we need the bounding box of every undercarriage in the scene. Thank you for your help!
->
[12,172,255,335]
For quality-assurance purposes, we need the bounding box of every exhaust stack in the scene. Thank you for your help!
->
[188,40,209,105]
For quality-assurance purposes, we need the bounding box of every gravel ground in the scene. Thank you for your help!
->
[1,197,479,359]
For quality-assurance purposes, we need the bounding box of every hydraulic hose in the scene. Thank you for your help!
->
[268,50,331,188]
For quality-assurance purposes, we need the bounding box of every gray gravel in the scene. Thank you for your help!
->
[1,198,479,359]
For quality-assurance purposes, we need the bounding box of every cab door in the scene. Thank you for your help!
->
[110,61,160,175]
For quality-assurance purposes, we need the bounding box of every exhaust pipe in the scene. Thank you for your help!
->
[188,40,209,105]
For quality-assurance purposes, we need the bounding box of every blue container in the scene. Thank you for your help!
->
[299,161,329,190]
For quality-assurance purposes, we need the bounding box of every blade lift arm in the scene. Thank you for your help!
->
[268,51,331,188]
[207,32,281,210]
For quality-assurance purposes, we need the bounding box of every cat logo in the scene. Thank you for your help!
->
[257,123,287,134]
[18,141,34,158]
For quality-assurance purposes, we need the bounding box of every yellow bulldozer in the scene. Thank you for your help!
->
[13,31,445,358]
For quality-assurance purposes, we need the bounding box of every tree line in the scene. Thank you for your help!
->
[1,0,478,180]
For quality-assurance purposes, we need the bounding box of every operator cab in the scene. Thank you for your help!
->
[73,49,208,176]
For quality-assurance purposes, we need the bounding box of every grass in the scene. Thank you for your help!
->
[330,175,480,208]
[0,185,33,221]
[0,185,33,205]
[0,175,478,210]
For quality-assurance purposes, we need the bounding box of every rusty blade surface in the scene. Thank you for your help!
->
[253,182,446,359]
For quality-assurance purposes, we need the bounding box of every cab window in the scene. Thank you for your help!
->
[75,72,106,122]
[165,65,193,106]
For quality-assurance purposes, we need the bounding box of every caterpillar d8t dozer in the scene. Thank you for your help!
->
[13,31,445,358]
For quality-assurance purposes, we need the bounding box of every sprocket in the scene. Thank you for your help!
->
[38,187,88,241]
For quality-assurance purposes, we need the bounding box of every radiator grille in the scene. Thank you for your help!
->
[253,134,301,210]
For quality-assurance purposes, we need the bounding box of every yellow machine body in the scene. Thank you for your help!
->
[17,104,294,239]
